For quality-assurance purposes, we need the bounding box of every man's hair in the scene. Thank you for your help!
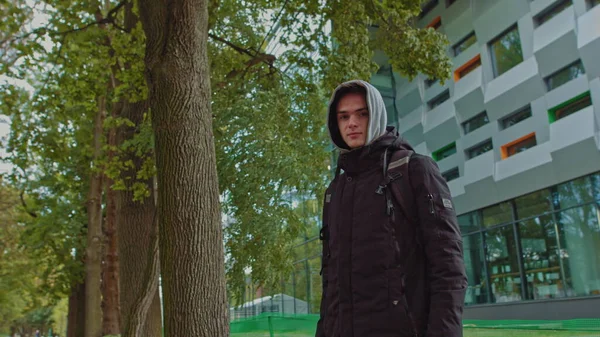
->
[331,82,367,112]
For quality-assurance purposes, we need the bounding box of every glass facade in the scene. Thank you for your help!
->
[461,172,600,305]
[490,25,524,77]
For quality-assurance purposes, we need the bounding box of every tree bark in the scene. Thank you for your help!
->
[84,97,106,337]
[67,280,86,337]
[123,181,160,337]
[102,102,121,336]
[117,100,163,337]
[139,0,229,336]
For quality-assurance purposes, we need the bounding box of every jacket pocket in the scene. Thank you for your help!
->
[387,268,419,337]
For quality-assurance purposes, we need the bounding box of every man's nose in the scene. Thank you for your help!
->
[348,115,359,127]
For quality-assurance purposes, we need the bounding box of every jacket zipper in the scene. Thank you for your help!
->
[427,194,435,216]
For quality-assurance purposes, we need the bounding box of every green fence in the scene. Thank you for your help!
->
[230,313,600,337]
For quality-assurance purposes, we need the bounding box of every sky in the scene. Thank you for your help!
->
[0,2,50,175]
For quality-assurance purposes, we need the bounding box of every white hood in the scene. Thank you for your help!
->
[327,80,388,151]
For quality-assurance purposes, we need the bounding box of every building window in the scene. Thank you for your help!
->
[432,142,456,161]
[501,133,537,159]
[463,233,489,305]
[501,105,532,130]
[427,89,450,109]
[419,0,439,19]
[545,60,585,91]
[489,25,524,77]
[454,55,481,81]
[427,16,442,30]
[482,201,513,227]
[467,139,493,159]
[460,171,600,305]
[462,111,489,134]
[535,0,572,27]
[453,32,477,57]
[548,92,593,123]
[459,212,481,234]
[442,167,460,182]
[425,77,438,88]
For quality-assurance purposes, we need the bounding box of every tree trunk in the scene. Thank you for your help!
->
[102,102,121,336]
[67,280,86,337]
[139,1,229,336]
[84,97,106,337]
[123,182,160,337]
[117,100,163,337]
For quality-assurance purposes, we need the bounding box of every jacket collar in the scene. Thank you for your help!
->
[337,127,406,175]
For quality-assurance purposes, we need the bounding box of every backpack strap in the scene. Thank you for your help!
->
[386,149,418,226]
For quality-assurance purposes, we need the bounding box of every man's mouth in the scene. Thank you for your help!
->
[348,133,361,139]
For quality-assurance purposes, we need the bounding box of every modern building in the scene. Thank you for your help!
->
[371,0,600,320]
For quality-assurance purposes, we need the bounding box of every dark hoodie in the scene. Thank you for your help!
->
[316,81,467,337]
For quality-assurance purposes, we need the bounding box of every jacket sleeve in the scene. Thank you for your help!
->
[410,156,468,337]
[315,189,331,337]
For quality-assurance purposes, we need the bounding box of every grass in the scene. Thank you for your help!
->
[230,330,600,337]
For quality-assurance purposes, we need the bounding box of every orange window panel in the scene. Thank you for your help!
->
[427,16,442,30]
[500,132,537,159]
[454,54,481,82]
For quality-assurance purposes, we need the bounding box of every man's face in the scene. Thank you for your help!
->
[337,92,369,149]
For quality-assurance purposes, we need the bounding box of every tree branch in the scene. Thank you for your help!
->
[0,0,127,45]
[19,191,37,218]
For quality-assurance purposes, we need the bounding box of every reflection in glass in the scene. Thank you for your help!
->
[463,233,488,305]
[458,212,481,234]
[490,26,524,77]
[482,202,513,227]
[485,225,522,303]
[552,176,593,210]
[515,189,552,219]
[519,215,564,299]
[556,205,600,296]
[546,60,585,91]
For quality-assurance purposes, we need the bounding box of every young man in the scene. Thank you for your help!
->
[316,80,467,337]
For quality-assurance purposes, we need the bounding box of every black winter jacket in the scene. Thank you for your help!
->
[316,129,467,337]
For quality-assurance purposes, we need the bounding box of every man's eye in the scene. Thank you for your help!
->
[339,115,349,120]
[361,112,369,117]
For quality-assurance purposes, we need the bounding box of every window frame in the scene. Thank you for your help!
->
[453,31,477,57]
[501,132,537,159]
[454,54,481,81]
[427,89,450,110]
[500,105,532,130]
[466,139,493,160]
[534,0,572,27]
[462,111,489,134]
[427,16,442,30]
[548,91,593,123]
[489,24,524,78]
[442,167,460,182]
[432,142,457,161]
[544,60,585,91]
